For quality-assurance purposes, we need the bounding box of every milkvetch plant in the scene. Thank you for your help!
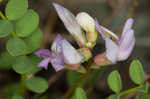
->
[0,0,148,99]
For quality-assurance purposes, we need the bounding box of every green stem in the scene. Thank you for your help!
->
[0,11,17,37]
[20,75,26,96]
[11,31,17,38]
[0,11,6,20]
[119,83,150,96]
[62,58,93,99]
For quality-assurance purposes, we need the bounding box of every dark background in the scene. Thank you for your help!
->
[0,0,150,99]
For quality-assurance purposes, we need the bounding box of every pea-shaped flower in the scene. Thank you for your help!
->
[53,3,97,48]
[53,3,87,47]
[35,35,83,71]
[94,18,135,65]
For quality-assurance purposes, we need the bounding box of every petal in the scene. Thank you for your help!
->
[95,18,106,39]
[61,39,84,64]
[118,30,135,61]
[105,37,119,63]
[50,53,64,72]
[53,3,86,46]
[95,18,119,40]
[119,29,135,49]
[38,58,51,69]
[121,18,134,39]
[34,49,52,58]
[51,34,63,53]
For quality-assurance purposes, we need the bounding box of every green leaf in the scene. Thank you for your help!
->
[129,60,144,84]
[24,28,43,54]
[0,20,13,37]
[107,70,122,93]
[11,95,24,99]
[25,77,48,93]
[74,87,87,99]
[107,94,119,99]
[140,93,150,99]
[6,38,27,56]
[26,55,42,74]
[16,9,39,37]
[12,55,42,74]
[5,0,28,20]
[0,51,16,69]
[137,82,149,93]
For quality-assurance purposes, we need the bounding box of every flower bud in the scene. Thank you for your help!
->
[94,53,112,66]
[76,12,98,47]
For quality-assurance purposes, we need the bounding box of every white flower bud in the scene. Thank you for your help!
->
[76,12,95,33]
[76,12,98,47]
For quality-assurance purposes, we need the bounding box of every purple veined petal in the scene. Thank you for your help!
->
[38,58,51,69]
[61,39,84,64]
[50,53,64,72]
[117,36,135,61]
[119,29,135,50]
[105,37,119,63]
[95,18,119,40]
[53,3,86,46]
[51,34,63,54]
[34,49,52,58]
[121,18,134,39]
[95,18,106,39]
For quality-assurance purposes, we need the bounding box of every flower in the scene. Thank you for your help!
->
[76,12,98,46]
[53,3,87,47]
[94,18,135,65]
[34,34,83,71]
[53,3,97,48]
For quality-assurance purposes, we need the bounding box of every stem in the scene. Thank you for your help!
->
[119,83,150,96]
[0,11,6,20]
[62,58,93,99]
[20,75,26,96]
[0,11,17,37]
[11,31,17,38]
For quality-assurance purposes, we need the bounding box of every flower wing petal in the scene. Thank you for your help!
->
[51,34,63,54]
[34,49,52,58]
[119,29,135,49]
[62,39,83,64]
[118,29,135,61]
[122,18,134,39]
[105,37,119,63]
[38,58,51,69]
[50,53,64,72]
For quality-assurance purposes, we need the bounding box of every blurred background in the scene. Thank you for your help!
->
[0,0,150,99]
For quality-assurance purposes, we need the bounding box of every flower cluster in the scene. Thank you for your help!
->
[34,3,135,72]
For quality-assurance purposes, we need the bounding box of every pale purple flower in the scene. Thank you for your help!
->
[53,3,87,47]
[34,34,83,71]
[95,18,135,63]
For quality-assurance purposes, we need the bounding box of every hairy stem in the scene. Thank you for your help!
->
[62,58,93,99]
